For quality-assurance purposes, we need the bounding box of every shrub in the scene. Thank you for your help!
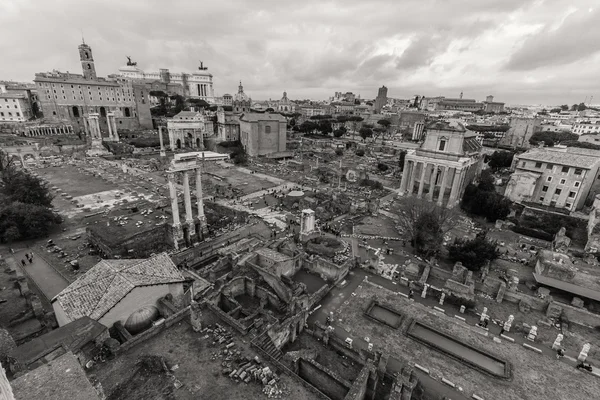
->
[377,163,389,172]
[335,148,343,156]
[448,235,499,272]
[355,149,365,156]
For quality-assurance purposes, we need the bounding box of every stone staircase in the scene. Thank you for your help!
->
[255,333,284,361]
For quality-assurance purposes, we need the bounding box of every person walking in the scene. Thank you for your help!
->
[21,259,26,267]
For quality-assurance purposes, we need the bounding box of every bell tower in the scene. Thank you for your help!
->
[78,40,97,80]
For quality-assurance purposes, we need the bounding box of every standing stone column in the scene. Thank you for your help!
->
[407,161,416,195]
[427,165,436,202]
[183,171,194,224]
[111,115,119,141]
[399,158,410,193]
[417,162,427,198]
[195,167,205,219]
[448,168,462,206]
[107,114,113,139]
[158,126,166,157]
[168,172,181,227]
[437,166,449,206]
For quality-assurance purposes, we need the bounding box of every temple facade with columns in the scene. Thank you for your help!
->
[398,121,483,208]
[167,153,209,249]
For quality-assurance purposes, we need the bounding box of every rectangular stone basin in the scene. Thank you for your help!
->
[407,321,509,379]
[365,301,403,329]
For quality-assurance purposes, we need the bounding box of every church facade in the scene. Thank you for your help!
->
[398,121,483,208]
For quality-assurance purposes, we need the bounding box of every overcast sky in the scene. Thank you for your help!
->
[1,0,599,105]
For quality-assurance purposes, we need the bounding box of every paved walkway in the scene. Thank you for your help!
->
[13,249,69,301]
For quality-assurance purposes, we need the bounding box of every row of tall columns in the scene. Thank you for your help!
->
[399,159,464,207]
[167,167,207,250]
[25,125,73,136]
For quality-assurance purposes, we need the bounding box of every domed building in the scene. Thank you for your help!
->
[277,91,295,113]
[233,81,251,113]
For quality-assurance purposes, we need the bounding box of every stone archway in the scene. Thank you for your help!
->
[176,139,182,149]
[196,138,201,148]
[100,107,107,117]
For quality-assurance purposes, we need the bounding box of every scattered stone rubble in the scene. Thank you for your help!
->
[200,323,290,398]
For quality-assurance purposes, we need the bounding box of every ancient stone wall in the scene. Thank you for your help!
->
[297,358,351,400]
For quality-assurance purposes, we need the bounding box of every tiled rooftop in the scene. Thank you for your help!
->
[11,352,100,400]
[52,253,185,322]
[240,112,286,122]
[518,148,600,169]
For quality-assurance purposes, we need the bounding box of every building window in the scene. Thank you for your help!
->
[555,188,562,195]
[574,168,582,175]
[16,112,20,117]
[539,196,545,202]
[562,166,569,173]
[546,164,553,170]
[574,181,581,187]
[521,161,526,167]
[438,139,446,151]
[542,185,548,192]
[559,178,566,185]
[535,162,542,168]
[0,112,3,117]
[547,176,552,182]
[568,191,576,198]
[8,112,11,116]
[265,125,271,134]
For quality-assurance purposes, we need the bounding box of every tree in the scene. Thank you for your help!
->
[333,129,345,138]
[487,151,514,170]
[560,104,569,111]
[577,102,587,112]
[461,175,511,222]
[373,127,386,143]
[529,131,578,146]
[0,151,15,173]
[348,116,364,138]
[335,148,344,156]
[230,143,248,165]
[355,149,365,156]
[448,233,499,272]
[298,121,319,134]
[318,120,333,135]
[395,198,456,258]
[413,212,444,258]
[359,127,373,141]
[2,168,53,207]
[0,202,61,241]
[377,163,389,172]
[550,108,562,114]
[187,98,210,109]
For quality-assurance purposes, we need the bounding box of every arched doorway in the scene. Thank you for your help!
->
[99,107,106,117]
[176,139,181,149]
[72,106,80,118]
[196,138,201,148]
[124,107,131,117]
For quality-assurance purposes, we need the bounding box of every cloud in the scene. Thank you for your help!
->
[0,0,598,104]
[506,7,600,70]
